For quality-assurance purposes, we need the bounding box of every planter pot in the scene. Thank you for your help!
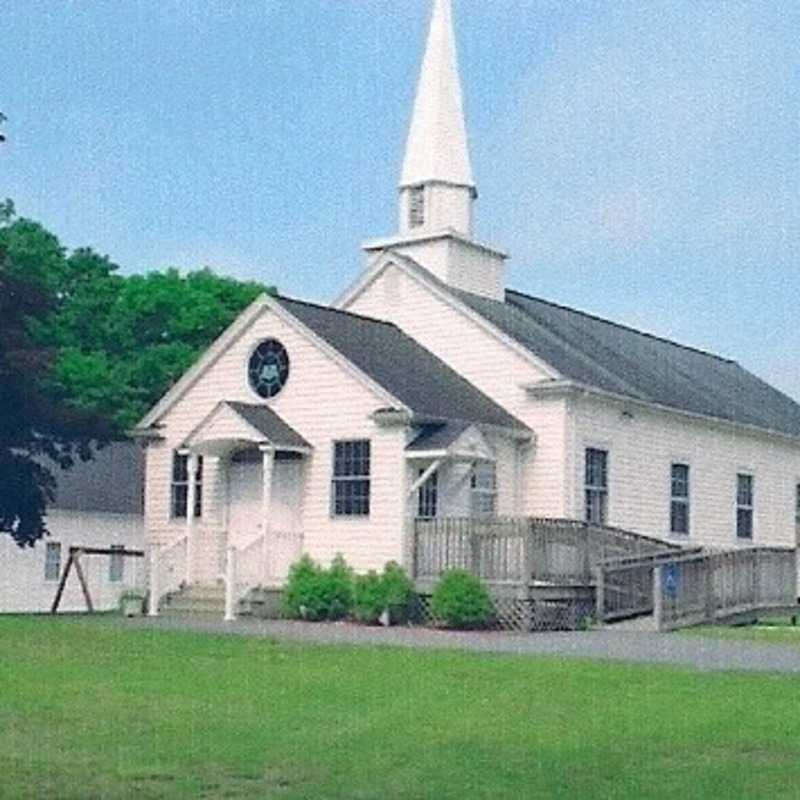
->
[120,595,145,618]
[380,604,410,627]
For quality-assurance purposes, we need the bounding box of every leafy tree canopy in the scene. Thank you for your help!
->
[0,201,271,545]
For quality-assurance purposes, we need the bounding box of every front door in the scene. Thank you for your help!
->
[227,455,263,549]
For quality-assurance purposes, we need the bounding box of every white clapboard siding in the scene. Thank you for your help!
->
[145,306,408,574]
[0,510,145,613]
[569,395,800,549]
[346,265,570,517]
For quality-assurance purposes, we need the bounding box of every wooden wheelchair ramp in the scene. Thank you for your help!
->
[598,547,799,631]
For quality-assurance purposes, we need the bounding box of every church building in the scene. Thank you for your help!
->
[135,0,800,616]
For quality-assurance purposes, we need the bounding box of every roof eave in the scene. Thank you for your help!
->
[525,380,800,445]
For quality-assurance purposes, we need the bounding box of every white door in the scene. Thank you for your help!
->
[267,457,304,581]
[227,459,263,549]
[271,459,303,533]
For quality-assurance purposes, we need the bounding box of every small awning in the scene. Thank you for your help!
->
[183,401,312,457]
[406,421,494,461]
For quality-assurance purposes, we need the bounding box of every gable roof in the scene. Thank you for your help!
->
[48,441,144,515]
[274,296,527,432]
[225,402,311,450]
[454,287,800,439]
[342,251,800,440]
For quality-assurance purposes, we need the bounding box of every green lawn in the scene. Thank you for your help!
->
[2,617,800,799]
[685,620,800,647]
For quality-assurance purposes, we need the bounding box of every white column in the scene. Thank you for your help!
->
[224,544,237,622]
[260,446,275,582]
[185,452,198,585]
[148,545,160,617]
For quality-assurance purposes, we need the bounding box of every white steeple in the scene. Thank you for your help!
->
[398,0,476,237]
[362,0,508,301]
[400,0,475,193]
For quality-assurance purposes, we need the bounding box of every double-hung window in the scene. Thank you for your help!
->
[670,464,690,535]
[108,544,124,583]
[585,448,608,524]
[171,452,203,519]
[736,474,754,539]
[795,484,800,538]
[470,462,497,518]
[331,440,371,516]
[44,541,61,582]
[417,468,438,519]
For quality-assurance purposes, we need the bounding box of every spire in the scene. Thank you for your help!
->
[400,0,474,192]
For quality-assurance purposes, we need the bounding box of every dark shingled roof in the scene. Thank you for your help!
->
[225,402,311,450]
[49,441,144,515]
[276,296,527,432]
[451,286,800,438]
[407,421,471,452]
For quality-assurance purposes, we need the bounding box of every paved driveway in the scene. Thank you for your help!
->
[127,616,800,674]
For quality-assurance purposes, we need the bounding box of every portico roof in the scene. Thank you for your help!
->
[406,421,496,461]
[184,401,311,456]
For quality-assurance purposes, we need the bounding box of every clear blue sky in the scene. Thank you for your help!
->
[3,1,799,399]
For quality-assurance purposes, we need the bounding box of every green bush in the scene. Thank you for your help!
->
[283,554,354,621]
[430,570,493,630]
[381,561,415,623]
[353,571,386,624]
[325,554,355,621]
[353,561,416,625]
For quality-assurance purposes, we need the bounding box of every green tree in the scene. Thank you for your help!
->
[47,266,268,430]
[0,201,113,546]
[0,203,272,545]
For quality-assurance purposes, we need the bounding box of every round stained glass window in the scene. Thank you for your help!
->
[248,339,290,399]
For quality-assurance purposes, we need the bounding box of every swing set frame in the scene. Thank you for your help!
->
[50,546,145,614]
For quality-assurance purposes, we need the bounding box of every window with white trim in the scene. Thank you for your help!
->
[417,468,438,519]
[470,462,497,518]
[585,448,608,525]
[331,440,371,516]
[44,542,61,582]
[670,464,690,535]
[108,544,124,583]
[409,187,425,228]
[795,483,800,532]
[171,452,203,519]
[736,473,754,539]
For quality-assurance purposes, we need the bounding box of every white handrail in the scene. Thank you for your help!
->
[148,535,188,616]
[223,529,305,621]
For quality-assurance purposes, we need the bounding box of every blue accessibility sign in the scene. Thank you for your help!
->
[664,564,680,598]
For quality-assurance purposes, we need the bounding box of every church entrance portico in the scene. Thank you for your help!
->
[225,447,305,585]
[176,400,311,600]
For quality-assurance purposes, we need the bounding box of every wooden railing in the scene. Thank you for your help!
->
[412,517,681,585]
[656,547,798,630]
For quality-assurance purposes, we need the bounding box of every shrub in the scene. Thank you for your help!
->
[353,561,416,625]
[283,554,354,621]
[325,554,355,621]
[353,571,386,624]
[381,561,415,623]
[430,570,493,630]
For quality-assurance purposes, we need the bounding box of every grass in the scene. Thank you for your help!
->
[2,617,800,799]
[685,618,800,646]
